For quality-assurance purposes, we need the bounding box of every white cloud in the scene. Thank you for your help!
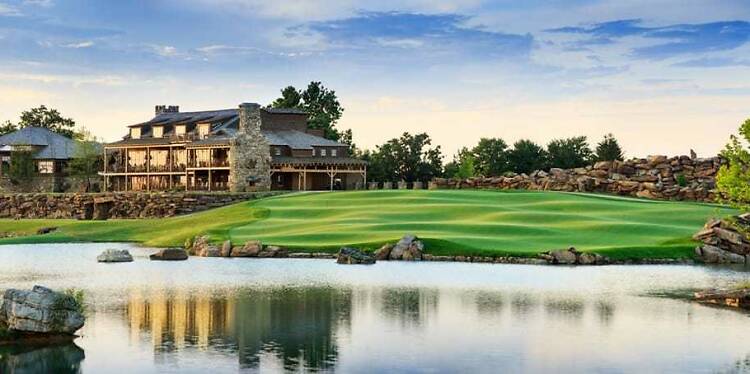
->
[0,2,21,16]
[62,41,94,48]
[146,44,179,57]
[375,38,425,48]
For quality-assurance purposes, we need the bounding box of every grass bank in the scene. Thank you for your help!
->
[0,190,736,260]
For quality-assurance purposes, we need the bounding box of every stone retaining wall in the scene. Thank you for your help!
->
[0,191,278,220]
[430,155,721,202]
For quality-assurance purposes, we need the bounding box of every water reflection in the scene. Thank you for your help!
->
[0,341,84,374]
[126,287,351,371]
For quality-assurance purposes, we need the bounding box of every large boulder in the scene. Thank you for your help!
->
[336,247,376,265]
[231,241,262,257]
[374,244,393,260]
[149,248,188,261]
[695,245,746,264]
[389,235,424,261]
[548,247,578,264]
[257,245,288,258]
[96,249,133,263]
[220,240,233,257]
[0,286,85,335]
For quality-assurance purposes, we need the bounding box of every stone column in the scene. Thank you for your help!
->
[229,103,271,192]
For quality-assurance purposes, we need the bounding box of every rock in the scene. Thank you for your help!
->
[220,240,233,257]
[190,235,211,256]
[694,288,750,309]
[577,252,597,265]
[0,286,85,335]
[36,227,57,235]
[374,244,393,260]
[288,252,313,258]
[96,249,133,263]
[200,246,221,257]
[258,245,288,258]
[389,234,424,261]
[231,240,262,257]
[312,252,336,259]
[336,247,376,265]
[548,247,578,264]
[149,248,188,261]
[695,245,746,264]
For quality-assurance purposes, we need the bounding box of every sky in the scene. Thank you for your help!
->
[0,0,749,158]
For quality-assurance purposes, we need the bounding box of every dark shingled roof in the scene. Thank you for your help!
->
[128,107,306,127]
[263,130,347,149]
[271,156,367,166]
[0,127,76,159]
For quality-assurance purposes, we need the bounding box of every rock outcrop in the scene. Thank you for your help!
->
[694,288,750,309]
[149,248,188,261]
[538,247,609,265]
[96,249,134,263]
[190,236,220,257]
[693,214,750,264]
[0,191,278,220]
[230,241,262,257]
[0,286,85,336]
[430,155,721,202]
[336,247,376,265]
[388,235,424,261]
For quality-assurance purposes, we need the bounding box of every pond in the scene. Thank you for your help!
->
[1,243,750,373]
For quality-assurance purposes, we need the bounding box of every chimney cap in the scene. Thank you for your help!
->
[239,102,261,109]
[155,105,179,115]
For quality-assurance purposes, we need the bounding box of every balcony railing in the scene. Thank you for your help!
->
[189,159,230,168]
[104,163,188,173]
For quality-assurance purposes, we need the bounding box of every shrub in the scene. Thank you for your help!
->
[676,174,688,187]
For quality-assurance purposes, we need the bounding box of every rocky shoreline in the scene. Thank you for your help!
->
[175,234,694,266]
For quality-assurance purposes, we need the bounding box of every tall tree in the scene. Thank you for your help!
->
[8,149,35,186]
[717,118,750,210]
[271,86,302,109]
[17,105,80,139]
[271,82,344,141]
[68,138,102,192]
[367,132,443,183]
[547,136,593,169]
[595,133,625,161]
[0,120,17,136]
[508,139,548,174]
[471,137,509,176]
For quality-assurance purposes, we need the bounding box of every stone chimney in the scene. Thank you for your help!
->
[238,102,261,133]
[155,105,179,115]
[230,102,270,192]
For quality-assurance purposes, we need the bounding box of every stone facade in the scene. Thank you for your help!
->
[431,155,721,202]
[230,103,271,192]
[0,191,277,220]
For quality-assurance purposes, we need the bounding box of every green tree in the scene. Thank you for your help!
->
[271,86,302,109]
[547,136,593,169]
[67,140,102,192]
[455,150,476,179]
[508,139,548,174]
[17,105,80,139]
[367,132,443,183]
[471,138,508,176]
[0,120,17,136]
[271,82,344,141]
[339,128,356,155]
[8,149,35,185]
[595,133,624,161]
[717,118,750,210]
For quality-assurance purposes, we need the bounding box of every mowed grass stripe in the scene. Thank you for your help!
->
[228,190,735,259]
[0,189,735,260]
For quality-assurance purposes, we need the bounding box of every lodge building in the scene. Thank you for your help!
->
[100,103,367,192]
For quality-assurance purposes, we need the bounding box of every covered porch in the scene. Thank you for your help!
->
[270,157,367,191]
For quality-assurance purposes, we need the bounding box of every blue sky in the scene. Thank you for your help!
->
[1,0,749,157]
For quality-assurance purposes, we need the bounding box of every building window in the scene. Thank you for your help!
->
[198,123,210,138]
[130,127,141,139]
[331,149,337,157]
[274,147,281,156]
[175,125,186,136]
[153,126,163,138]
[321,149,327,157]
[37,160,54,174]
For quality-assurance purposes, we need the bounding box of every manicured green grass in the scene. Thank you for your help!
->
[0,190,737,259]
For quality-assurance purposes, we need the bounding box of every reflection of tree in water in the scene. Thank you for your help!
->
[126,287,351,372]
[717,354,750,374]
[473,291,504,316]
[0,341,85,373]
[544,298,585,321]
[380,288,438,327]
[595,300,615,326]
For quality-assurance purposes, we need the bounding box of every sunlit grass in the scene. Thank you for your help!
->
[0,190,736,259]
